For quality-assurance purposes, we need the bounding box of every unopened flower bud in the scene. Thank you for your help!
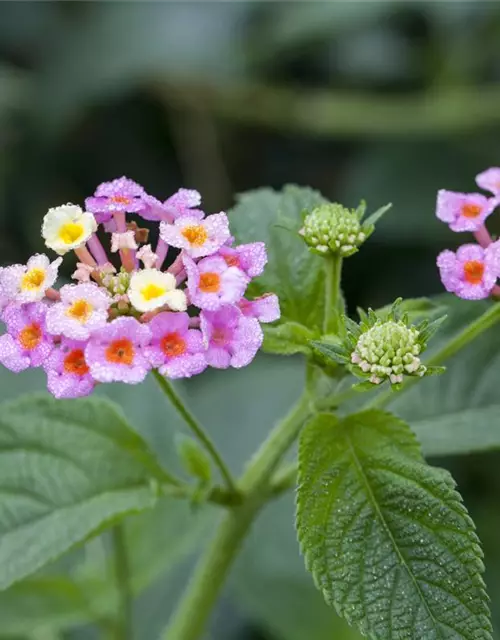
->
[301,203,367,257]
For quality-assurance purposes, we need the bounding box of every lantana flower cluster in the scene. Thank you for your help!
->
[436,168,500,300]
[0,177,279,398]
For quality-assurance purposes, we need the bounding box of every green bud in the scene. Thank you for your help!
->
[301,203,367,257]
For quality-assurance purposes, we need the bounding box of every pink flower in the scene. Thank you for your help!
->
[476,167,500,195]
[145,312,206,378]
[46,283,111,340]
[44,338,94,398]
[72,262,94,283]
[141,189,203,222]
[238,294,280,323]
[85,177,146,222]
[436,190,496,232]
[184,254,248,311]
[85,316,151,383]
[437,244,497,300]
[200,305,263,369]
[0,302,53,371]
[160,213,230,258]
[218,242,267,277]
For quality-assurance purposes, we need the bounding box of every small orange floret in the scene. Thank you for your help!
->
[105,338,135,365]
[67,299,93,323]
[18,323,42,351]
[63,349,89,376]
[110,195,131,205]
[224,254,240,268]
[463,260,485,284]
[181,225,208,247]
[160,332,186,358]
[199,272,221,293]
[462,204,483,219]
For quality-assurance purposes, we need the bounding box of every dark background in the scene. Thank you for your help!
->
[1,2,500,639]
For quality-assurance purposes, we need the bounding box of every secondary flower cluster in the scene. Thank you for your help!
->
[312,300,444,390]
[0,177,279,398]
[436,167,500,300]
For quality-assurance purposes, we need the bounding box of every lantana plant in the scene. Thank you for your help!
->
[0,176,499,640]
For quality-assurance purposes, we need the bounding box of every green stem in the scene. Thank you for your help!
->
[323,254,342,335]
[368,302,500,410]
[111,524,133,640]
[153,370,236,492]
[160,389,313,640]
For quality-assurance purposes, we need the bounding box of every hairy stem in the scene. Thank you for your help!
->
[111,524,133,640]
[161,389,313,640]
[153,370,236,492]
[323,254,343,335]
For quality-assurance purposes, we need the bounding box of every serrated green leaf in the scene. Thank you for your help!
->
[311,341,349,365]
[262,321,315,356]
[0,394,170,590]
[176,435,212,484]
[297,410,492,640]
[228,185,327,329]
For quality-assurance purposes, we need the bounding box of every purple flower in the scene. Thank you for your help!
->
[0,302,53,372]
[85,316,151,384]
[436,190,496,232]
[46,282,111,340]
[141,188,203,222]
[437,244,497,300]
[238,294,280,323]
[200,305,263,369]
[145,312,206,378]
[184,254,248,311]
[218,242,267,278]
[476,167,500,195]
[85,177,146,222]
[44,338,94,398]
[160,213,230,258]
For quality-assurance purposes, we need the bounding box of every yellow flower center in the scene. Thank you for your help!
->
[58,222,84,245]
[141,283,166,301]
[181,225,208,247]
[66,299,93,323]
[21,268,45,291]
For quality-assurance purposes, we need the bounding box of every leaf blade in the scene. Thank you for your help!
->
[0,394,164,590]
[297,410,492,640]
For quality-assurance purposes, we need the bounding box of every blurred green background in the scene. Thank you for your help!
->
[1,2,500,639]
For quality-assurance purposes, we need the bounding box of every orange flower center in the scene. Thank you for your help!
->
[63,349,89,376]
[181,225,208,247]
[224,254,240,268]
[463,260,485,284]
[105,338,135,365]
[160,332,186,358]
[462,204,482,219]
[18,323,42,351]
[111,195,131,204]
[67,299,93,323]
[199,272,221,293]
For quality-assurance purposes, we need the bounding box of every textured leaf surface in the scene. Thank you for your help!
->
[297,410,492,640]
[0,394,167,590]
[228,185,327,329]
[262,321,315,356]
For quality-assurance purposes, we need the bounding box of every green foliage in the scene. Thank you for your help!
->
[262,321,316,356]
[176,435,212,485]
[228,185,327,329]
[297,410,492,640]
[0,394,170,590]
